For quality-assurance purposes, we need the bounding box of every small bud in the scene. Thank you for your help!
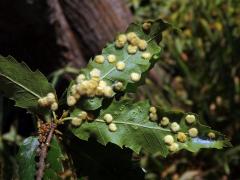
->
[177,132,187,143]
[127,45,138,54]
[185,114,196,124]
[160,117,170,126]
[108,123,117,132]
[149,113,158,121]
[138,39,147,51]
[208,132,216,139]
[163,135,174,145]
[47,92,56,103]
[50,102,58,111]
[130,72,141,82]
[71,117,82,127]
[170,122,180,132]
[90,68,101,78]
[76,74,86,83]
[103,114,113,123]
[188,128,198,137]
[141,52,151,59]
[168,142,179,152]
[94,55,105,64]
[67,96,77,106]
[78,111,87,120]
[113,81,124,91]
[149,106,157,113]
[103,86,114,97]
[107,54,116,63]
[116,61,126,71]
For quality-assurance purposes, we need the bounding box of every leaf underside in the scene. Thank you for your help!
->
[0,55,55,114]
[68,19,169,110]
[71,99,231,157]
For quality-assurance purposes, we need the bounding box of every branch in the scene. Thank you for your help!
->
[36,122,56,180]
[46,0,86,67]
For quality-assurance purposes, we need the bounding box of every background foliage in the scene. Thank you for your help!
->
[127,0,240,179]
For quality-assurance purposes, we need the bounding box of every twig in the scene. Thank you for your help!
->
[36,122,56,180]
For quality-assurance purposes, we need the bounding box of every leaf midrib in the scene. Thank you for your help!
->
[95,119,171,132]
[0,72,41,98]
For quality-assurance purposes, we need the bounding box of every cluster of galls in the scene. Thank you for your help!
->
[103,113,117,132]
[148,107,216,152]
[115,31,151,60]
[67,69,124,107]
[71,111,88,126]
[38,92,58,111]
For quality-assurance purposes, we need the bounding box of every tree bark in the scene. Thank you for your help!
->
[59,0,133,59]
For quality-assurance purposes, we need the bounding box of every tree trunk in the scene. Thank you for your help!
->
[0,0,132,72]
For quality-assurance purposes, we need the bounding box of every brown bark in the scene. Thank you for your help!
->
[46,0,86,67]
[60,0,133,59]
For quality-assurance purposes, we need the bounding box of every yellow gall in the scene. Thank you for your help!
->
[141,52,151,59]
[47,92,56,103]
[71,117,82,127]
[127,32,137,39]
[142,22,151,31]
[94,55,105,64]
[116,61,126,71]
[169,143,179,152]
[138,39,147,51]
[188,128,198,137]
[130,72,141,82]
[149,106,157,113]
[160,117,170,126]
[115,34,127,48]
[163,135,174,145]
[113,81,124,91]
[73,93,81,100]
[185,114,196,124]
[76,74,86,83]
[170,122,180,132]
[99,80,107,87]
[38,97,49,107]
[78,111,87,120]
[103,114,113,124]
[67,96,77,106]
[108,123,117,132]
[107,54,116,63]
[127,45,138,54]
[177,132,187,143]
[90,68,101,78]
[149,113,158,121]
[208,132,216,139]
[50,102,58,111]
[103,86,114,97]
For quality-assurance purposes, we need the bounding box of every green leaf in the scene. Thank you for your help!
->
[43,136,65,180]
[0,56,55,114]
[71,99,231,157]
[68,19,169,110]
[17,136,65,180]
[17,137,39,180]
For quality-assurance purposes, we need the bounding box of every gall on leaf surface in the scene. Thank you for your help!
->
[68,19,170,110]
[71,99,231,157]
